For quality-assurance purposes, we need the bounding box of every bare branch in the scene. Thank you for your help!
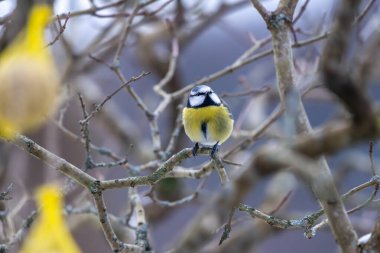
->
[129,188,151,251]
[4,135,96,188]
[112,2,140,67]
[46,13,70,47]
[277,0,299,18]
[293,0,310,24]
[0,211,38,252]
[250,0,269,21]
[101,147,215,189]
[92,184,142,253]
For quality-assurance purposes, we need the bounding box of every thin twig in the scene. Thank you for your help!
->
[0,211,38,252]
[219,208,235,246]
[56,0,128,19]
[46,13,70,47]
[148,178,206,207]
[153,22,180,116]
[112,2,140,67]
[80,71,150,125]
[164,100,185,157]
[293,0,310,24]
[355,0,376,23]
[170,33,325,99]
[220,86,270,98]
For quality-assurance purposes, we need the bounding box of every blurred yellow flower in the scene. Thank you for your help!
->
[0,4,59,139]
[20,185,82,253]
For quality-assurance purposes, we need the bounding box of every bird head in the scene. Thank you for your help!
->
[187,85,221,108]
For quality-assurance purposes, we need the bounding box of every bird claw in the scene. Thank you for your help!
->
[210,142,219,159]
[192,143,199,156]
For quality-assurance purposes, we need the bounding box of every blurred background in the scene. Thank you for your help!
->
[0,0,380,252]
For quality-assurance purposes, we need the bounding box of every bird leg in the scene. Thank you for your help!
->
[211,141,219,158]
[192,142,199,156]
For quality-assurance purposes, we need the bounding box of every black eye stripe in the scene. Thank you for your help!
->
[190,93,205,97]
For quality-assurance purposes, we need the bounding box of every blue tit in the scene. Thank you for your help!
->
[182,85,234,158]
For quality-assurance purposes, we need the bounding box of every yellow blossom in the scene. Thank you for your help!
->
[20,185,82,253]
[0,4,59,139]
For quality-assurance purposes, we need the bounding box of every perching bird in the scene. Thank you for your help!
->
[182,85,233,158]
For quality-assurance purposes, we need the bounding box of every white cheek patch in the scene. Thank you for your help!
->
[209,93,221,105]
[189,96,205,107]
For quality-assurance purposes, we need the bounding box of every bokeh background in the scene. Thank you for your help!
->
[0,0,380,252]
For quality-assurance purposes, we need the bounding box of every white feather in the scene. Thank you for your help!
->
[209,93,221,105]
[189,95,205,107]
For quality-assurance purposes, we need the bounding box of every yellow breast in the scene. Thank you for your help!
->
[182,105,233,145]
